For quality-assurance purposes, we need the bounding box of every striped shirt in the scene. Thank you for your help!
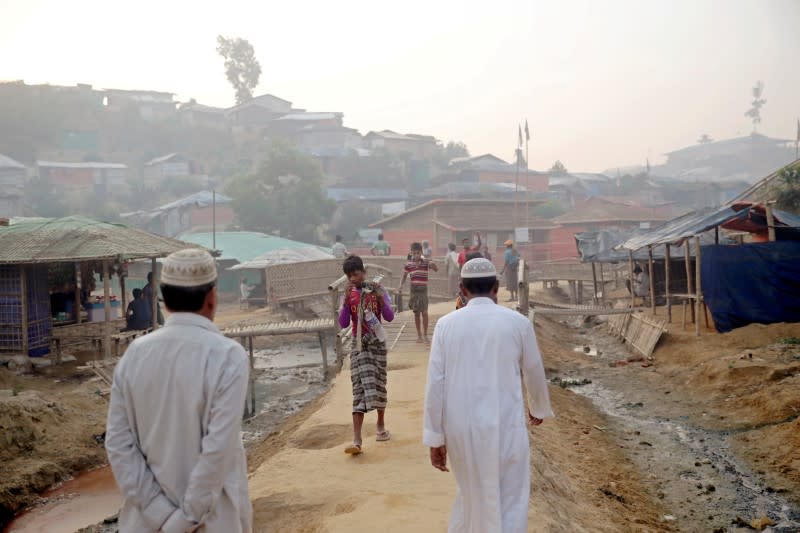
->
[404,259,431,286]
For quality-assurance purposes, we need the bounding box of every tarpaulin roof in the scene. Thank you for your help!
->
[619,205,748,251]
[228,246,333,270]
[576,229,733,263]
[0,216,197,264]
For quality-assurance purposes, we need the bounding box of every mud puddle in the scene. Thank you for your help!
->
[555,321,800,532]
[3,467,119,533]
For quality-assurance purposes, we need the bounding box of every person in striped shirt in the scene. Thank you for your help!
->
[399,242,438,343]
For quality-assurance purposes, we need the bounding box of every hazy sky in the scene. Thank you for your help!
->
[2,0,799,171]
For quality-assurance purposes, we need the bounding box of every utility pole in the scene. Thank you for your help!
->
[212,187,217,250]
[525,122,530,262]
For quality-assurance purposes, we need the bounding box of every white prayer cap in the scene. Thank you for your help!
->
[461,257,497,279]
[160,248,217,287]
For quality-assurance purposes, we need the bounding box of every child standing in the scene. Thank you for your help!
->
[399,242,438,343]
[339,255,395,455]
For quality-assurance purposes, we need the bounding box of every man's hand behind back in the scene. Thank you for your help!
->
[430,445,449,472]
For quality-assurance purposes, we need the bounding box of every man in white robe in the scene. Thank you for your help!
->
[106,249,252,533]
[423,258,553,533]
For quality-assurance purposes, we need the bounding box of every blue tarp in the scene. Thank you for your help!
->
[701,242,800,333]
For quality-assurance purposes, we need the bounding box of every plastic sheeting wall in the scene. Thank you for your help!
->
[701,242,800,333]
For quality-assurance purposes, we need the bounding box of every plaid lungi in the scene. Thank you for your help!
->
[350,333,388,413]
[409,285,429,313]
[505,265,519,290]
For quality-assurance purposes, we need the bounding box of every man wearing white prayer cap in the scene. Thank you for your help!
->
[106,248,252,533]
[423,257,554,532]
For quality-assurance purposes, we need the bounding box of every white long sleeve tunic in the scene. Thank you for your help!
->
[423,297,554,533]
[106,313,252,533]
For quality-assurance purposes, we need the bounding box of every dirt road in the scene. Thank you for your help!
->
[246,301,670,532]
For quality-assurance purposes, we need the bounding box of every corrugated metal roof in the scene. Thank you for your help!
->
[554,197,668,225]
[229,246,333,270]
[275,112,341,121]
[178,231,319,264]
[369,198,545,228]
[155,190,231,212]
[619,206,746,251]
[419,182,529,197]
[327,188,409,202]
[0,153,25,169]
[0,216,197,264]
[37,160,127,169]
[146,153,184,166]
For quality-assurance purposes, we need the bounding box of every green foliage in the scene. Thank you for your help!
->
[776,166,800,214]
[532,200,567,218]
[216,35,262,105]
[226,141,335,242]
[331,201,381,242]
[779,337,800,345]
[549,160,568,175]
[434,140,470,167]
[335,150,405,187]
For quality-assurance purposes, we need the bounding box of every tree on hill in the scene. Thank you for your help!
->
[745,81,766,133]
[433,140,470,167]
[697,134,713,144]
[776,164,800,214]
[216,35,262,105]
[549,160,568,175]
[226,140,335,242]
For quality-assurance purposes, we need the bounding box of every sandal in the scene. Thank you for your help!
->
[345,443,362,455]
[376,430,391,442]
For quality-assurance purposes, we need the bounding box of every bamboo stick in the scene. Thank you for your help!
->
[695,236,702,337]
[664,244,671,323]
[20,267,28,358]
[628,250,635,308]
[647,246,655,315]
[103,259,111,359]
[151,258,158,330]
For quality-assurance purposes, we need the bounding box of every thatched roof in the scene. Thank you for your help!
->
[0,216,199,264]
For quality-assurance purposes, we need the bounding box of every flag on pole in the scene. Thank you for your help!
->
[518,125,523,147]
[524,120,530,142]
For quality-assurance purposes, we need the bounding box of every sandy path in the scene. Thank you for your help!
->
[247,300,669,532]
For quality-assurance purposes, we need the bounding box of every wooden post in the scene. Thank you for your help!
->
[151,258,158,329]
[766,202,776,242]
[103,259,111,359]
[598,262,605,304]
[665,244,672,323]
[518,260,529,316]
[577,280,583,304]
[684,241,694,324]
[74,263,82,324]
[20,267,28,357]
[120,273,127,317]
[714,226,720,245]
[318,331,329,379]
[628,250,635,308]
[647,246,656,314]
[695,236,702,337]
[248,336,255,416]
[591,262,599,305]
